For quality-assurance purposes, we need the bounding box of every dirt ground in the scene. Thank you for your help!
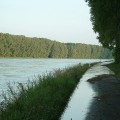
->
[85,74,120,120]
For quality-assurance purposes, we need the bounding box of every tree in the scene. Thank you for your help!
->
[0,33,112,59]
[85,0,120,63]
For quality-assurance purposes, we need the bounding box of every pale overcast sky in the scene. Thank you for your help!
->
[0,0,100,45]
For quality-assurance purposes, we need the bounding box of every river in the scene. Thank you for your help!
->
[0,58,109,102]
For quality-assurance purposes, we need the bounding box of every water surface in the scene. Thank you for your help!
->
[0,58,109,102]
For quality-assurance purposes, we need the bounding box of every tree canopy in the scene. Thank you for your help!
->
[85,0,120,63]
[0,33,112,59]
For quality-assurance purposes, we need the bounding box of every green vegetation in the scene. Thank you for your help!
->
[0,33,112,58]
[107,63,120,78]
[85,0,120,63]
[0,63,91,120]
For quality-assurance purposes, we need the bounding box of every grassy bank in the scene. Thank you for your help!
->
[107,63,120,78]
[0,64,91,120]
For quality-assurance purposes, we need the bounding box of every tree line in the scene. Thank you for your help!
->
[0,33,112,59]
[85,0,120,63]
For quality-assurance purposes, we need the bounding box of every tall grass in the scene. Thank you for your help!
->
[0,64,91,120]
[107,63,120,78]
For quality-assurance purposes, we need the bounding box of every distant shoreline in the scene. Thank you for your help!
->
[0,33,112,59]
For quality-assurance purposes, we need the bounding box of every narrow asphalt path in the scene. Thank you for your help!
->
[60,62,116,120]
[86,73,120,120]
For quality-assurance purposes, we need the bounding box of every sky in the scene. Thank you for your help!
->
[0,0,100,45]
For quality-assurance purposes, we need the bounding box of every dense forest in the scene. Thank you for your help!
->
[0,33,112,58]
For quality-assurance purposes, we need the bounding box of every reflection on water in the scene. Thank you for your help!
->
[60,62,114,120]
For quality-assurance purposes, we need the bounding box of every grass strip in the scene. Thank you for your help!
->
[0,64,91,120]
[107,63,120,79]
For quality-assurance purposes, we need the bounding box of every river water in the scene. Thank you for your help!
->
[0,58,109,102]
[60,62,114,120]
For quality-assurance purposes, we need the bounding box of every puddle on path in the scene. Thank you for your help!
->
[60,62,114,120]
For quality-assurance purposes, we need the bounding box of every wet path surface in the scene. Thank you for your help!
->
[85,71,120,119]
[60,62,114,120]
